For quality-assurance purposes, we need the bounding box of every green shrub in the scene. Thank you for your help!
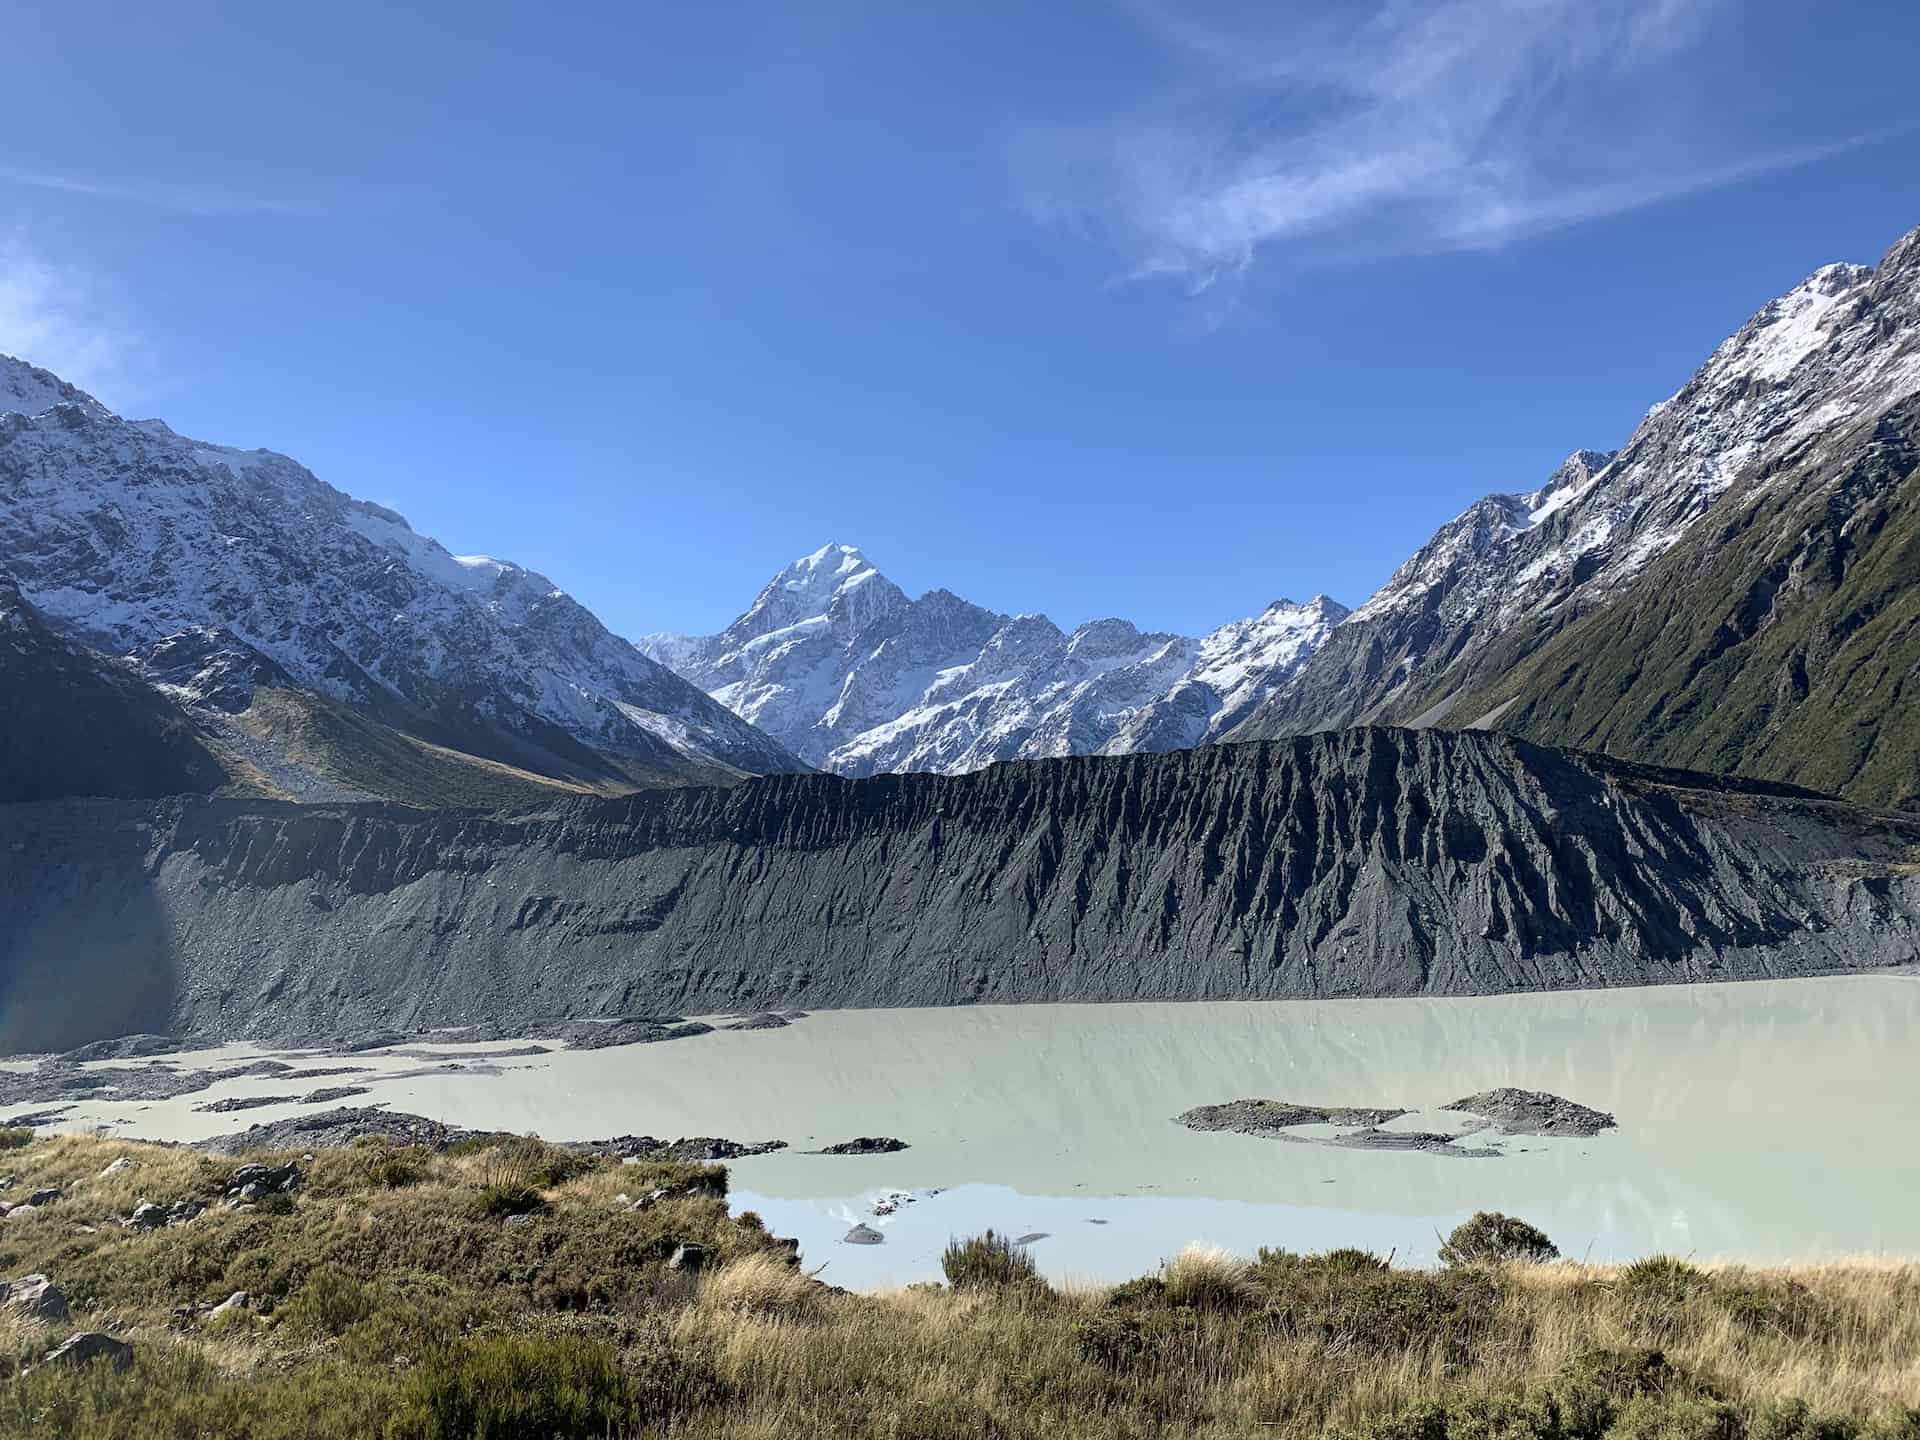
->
[622,1326,732,1420]
[279,1264,376,1337]
[1753,1399,1862,1440]
[473,1182,544,1219]
[389,1334,636,1440]
[1440,1212,1560,1267]
[1104,1275,1168,1309]
[1863,1410,1920,1440]
[1343,1350,1707,1440]
[334,1273,491,1366]
[941,1230,1040,1291]
[1316,1268,1502,1359]
[1560,1346,1685,1398]
[1318,1246,1394,1275]
[1251,1246,1391,1295]
[523,1150,595,1189]
[1608,1395,1742,1440]
[1073,1311,1149,1371]
[1715,1279,1828,1340]
[0,1127,33,1151]
[1347,1397,1456,1440]
[1620,1256,1712,1336]
[1747,1403,1920,1440]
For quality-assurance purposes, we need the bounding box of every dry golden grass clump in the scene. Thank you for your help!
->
[697,1251,820,1321]
[1161,1243,1258,1312]
[1,1131,1918,1440]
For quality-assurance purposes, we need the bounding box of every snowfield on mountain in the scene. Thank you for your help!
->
[0,356,807,795]
[642,544,1347,776]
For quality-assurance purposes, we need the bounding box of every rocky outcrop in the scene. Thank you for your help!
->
[1176,1100,1409,1134]
[0,1273,70,1323]
[2,729,1917,1047]
[1444,1089,1616,1137]
[36,1332,134,1373]
[817,1138,910,1156]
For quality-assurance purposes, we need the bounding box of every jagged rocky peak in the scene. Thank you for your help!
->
[1523,449,1615,516]
[1711,261,1877,387]
[644,541,1347,776]
[742,543,905,637]
[0,354,112,422]
[1066,617,1176,661]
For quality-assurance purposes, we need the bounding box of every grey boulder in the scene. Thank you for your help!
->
[38,1332,134,1373]
[0,1273,70,1323]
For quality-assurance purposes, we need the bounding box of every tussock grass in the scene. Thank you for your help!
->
[1162,1243,1257,1312]
[1,1134,1918,1439]
[698,1252,820,1321]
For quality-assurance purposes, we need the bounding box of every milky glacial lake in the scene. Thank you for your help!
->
[17,974,1920,1289]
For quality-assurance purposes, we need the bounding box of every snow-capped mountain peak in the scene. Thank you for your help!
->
[0,355,807,792]
[1713,261,1875,386]
[1226,222,1920,744]
[0,353,113,423]
[642,547,1347,776]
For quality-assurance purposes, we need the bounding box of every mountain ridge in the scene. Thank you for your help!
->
[641,543,1349,776]
[4,727,1915,1047]
[0,354,809,801]
[1227,223,1920,810]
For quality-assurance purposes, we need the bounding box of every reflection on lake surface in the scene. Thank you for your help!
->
[17,974,1920,1288]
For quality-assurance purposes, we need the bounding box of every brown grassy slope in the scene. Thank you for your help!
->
[235,687,616,808]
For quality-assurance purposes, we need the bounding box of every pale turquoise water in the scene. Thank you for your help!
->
[18,974,1920,1288]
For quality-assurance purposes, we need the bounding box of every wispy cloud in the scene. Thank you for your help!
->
[0,237,146,406]
[0,166,322,217]
[1017,0,1855,296]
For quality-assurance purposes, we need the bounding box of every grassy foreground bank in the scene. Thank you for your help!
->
[1,1131,1916,1439]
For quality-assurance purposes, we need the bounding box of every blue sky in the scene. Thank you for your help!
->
[2,1,1916,641]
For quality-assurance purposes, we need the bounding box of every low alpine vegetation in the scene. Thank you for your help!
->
[1440,1211,1562,1267]
[2,1135,1918,1440]
[940,1229,1043,1292]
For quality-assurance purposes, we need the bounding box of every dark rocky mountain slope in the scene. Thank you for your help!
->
[4,729,1914,1048]
[0,575,232,803]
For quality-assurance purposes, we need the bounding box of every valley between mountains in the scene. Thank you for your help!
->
[3,225,1919,1048]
